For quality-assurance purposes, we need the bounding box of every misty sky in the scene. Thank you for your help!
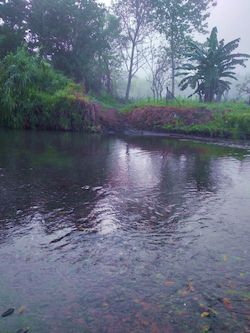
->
[102,0,250,73]
[208,0,250,55]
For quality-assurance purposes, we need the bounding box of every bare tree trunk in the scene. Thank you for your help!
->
[171,54,175,97]
[125,43,136,101]
[106,66,113,96]
[170,30,176,97]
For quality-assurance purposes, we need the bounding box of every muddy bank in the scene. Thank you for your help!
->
[26,100,248,141]
[125,106,213,129]
[95,105,214,132]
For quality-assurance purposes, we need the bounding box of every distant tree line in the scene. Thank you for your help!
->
[0,0,249,102]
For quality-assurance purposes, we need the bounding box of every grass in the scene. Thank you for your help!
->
[93,95,250,139]
[89,92,127,110]
[120,98,250,114]
[94,94,250,113]
[161,104,250,139]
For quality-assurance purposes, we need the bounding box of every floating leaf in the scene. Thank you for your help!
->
[18,306,26,315]
[164,280,175,287]
[135,312,149,327]
[76,318,85,325]
[179,289,189,297]
[201,325,211,333]
[201,311,210,318]
[223,255,228,262]
[155,273,164,280]
[179,281,195,296]
[187,281,195,292]
[223,298,232,310]
[16,329,29,333]
[151,322,160,333]
[134,299,151,311]
[102,302,109,308]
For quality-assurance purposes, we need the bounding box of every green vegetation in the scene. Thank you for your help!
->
[161,104,250,139]
[120,98,250,114]
[0,0,250,139]
[0,0,121,94]
[0,48,91,131]
[0,48,250,139]
[91,95,250,139]
[151,0,217,97]
[178,27,250,102]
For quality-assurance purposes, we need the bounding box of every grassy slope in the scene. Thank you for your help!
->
[93,94,250,139]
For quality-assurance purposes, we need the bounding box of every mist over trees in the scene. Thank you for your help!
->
[0,0,249,101]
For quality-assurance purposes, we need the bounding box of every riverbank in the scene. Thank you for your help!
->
[2,98,250,140]
[96,99,250,140]
[1,49,250,139]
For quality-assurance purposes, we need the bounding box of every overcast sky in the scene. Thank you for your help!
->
[101,0,250,73]
[208,0,250,56]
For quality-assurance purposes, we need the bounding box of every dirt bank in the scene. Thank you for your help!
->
[125,106,213,130]
[71,102,249,140]
[93,105,214,133]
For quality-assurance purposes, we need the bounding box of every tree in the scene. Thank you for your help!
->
[113,0,152,101]
[151,0,217,97]
[88,12,122,95]
[27,0,120,93]
[178,27,250,102]
[0,0,28,58]
[144,36,171,100]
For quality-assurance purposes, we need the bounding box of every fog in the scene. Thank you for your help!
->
[102,0,250,58]
[100,0,250,98]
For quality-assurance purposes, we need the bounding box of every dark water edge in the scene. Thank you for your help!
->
[0,129,250,333]
[121,128,250,149]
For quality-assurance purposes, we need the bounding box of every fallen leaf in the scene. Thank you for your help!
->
[179,281,195,296]
[201,325,211,333]
[187,281,195,292]
[179,289,189,297]
[18,306,26,315]
[135,312,149,327]
[151,322,160,333]
[201,311,210,318]
[16,328,29,333]
[164,280,175,287]
[76,318,85,325]
[134,299,151,310]
[223,298,232,310]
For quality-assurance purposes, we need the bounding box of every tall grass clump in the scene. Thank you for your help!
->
[0,48,89,130]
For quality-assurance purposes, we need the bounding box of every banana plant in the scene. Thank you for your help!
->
[177,27,250,102]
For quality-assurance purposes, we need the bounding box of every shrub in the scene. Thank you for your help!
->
[0,48,89,130]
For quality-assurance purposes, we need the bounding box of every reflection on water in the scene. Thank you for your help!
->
[0,130,250,333]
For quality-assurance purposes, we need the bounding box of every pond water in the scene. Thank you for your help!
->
[0,130,250,333]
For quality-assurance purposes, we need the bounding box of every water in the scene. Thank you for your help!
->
[0,130,249,333]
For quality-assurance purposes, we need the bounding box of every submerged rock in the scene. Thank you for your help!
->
[16,329,29,333]
[1,308,15,317]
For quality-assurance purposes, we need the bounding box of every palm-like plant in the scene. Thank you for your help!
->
[177,27,250,102]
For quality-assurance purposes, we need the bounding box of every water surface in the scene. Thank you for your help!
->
[0,130,250,333]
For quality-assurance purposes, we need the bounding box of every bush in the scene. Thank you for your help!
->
[0,48,89,130]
